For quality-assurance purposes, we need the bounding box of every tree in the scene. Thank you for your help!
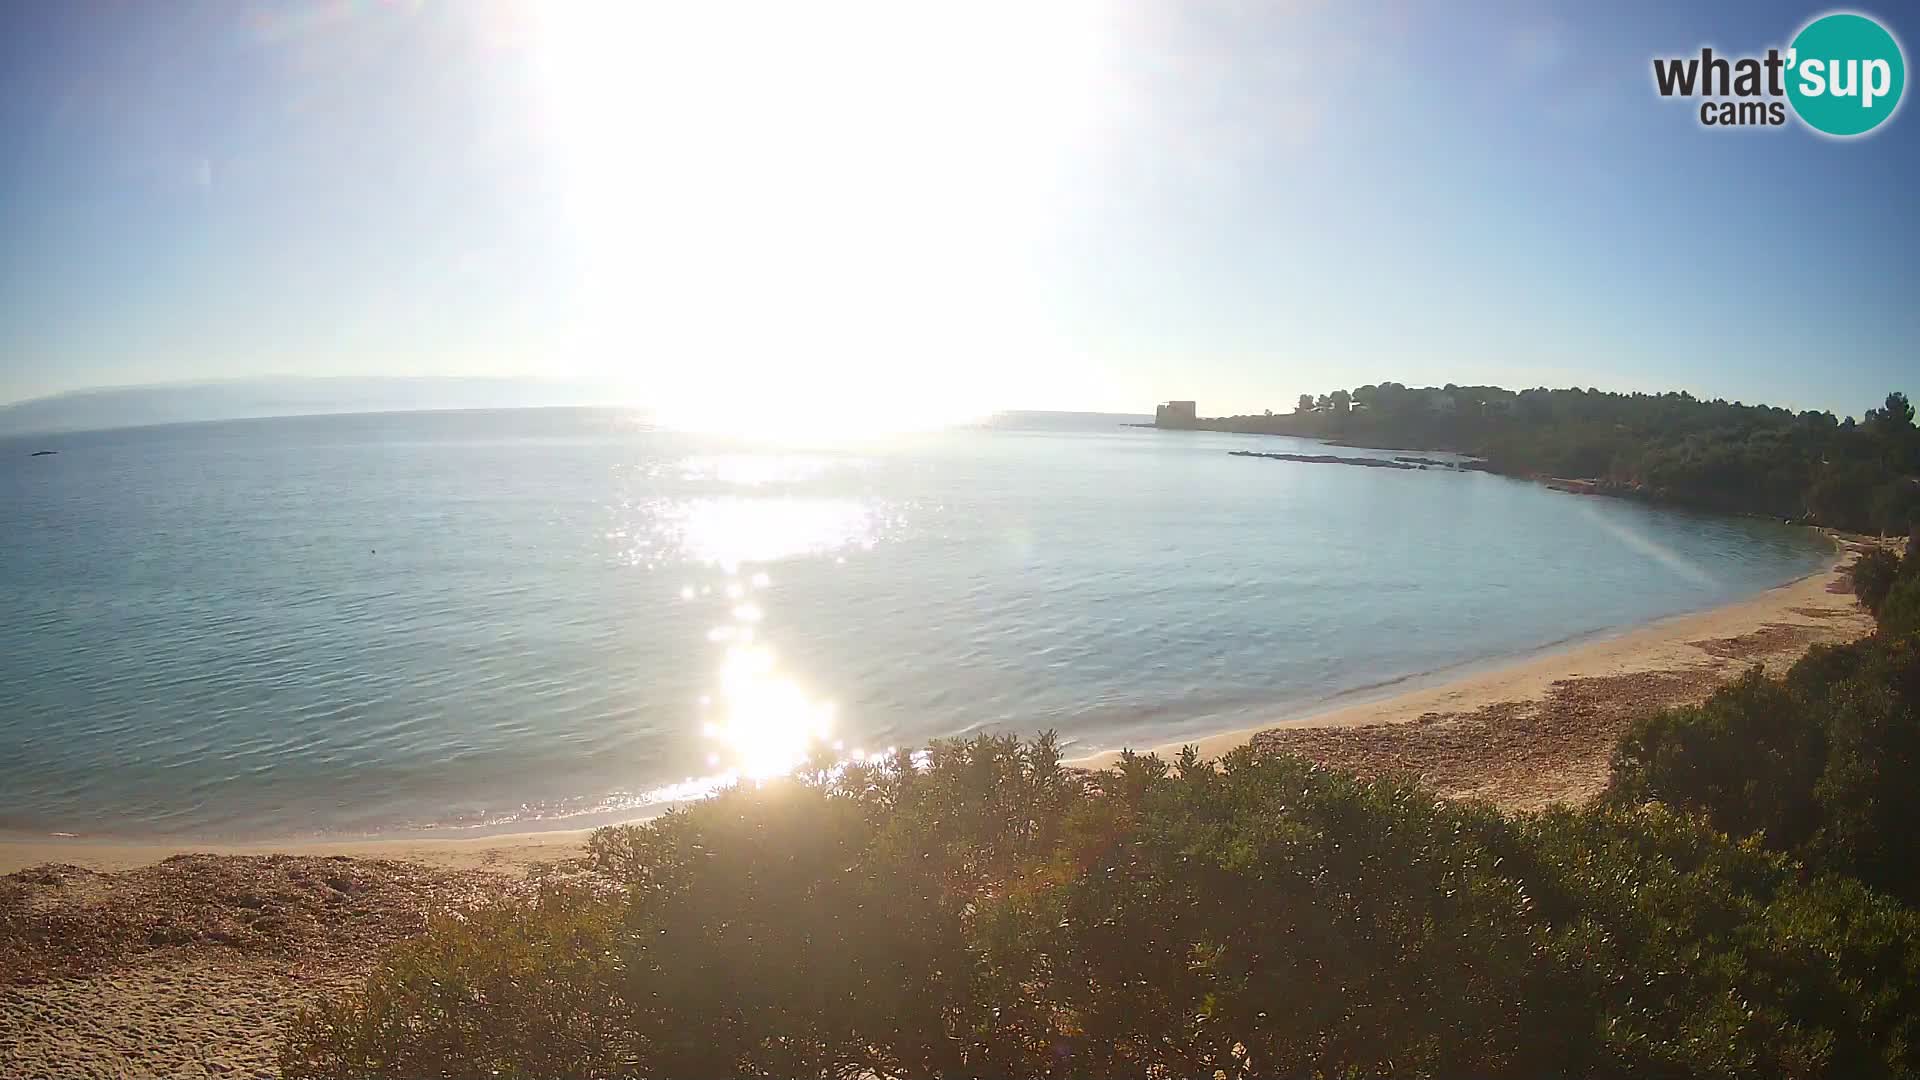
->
[1870,392,1920,476]
[1248,383,1912,532]
[1296,394,1315,414]
[1871,482,1920,536]
[1875,392,1915,431]
[1851,548,1901,615]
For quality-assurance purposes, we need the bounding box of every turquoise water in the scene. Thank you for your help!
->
[0,409,1828,839]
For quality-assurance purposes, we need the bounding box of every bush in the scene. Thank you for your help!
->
[284,736,1920,1080]
[281,887,627,1079]
[1881,573,1920,639]
[1815,635,1920,893]
[1608,666,1826,850]
[1608,633,1920,904]
[1855,548,1904,614]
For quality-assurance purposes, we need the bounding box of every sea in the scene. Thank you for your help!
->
[0,408,1829,839]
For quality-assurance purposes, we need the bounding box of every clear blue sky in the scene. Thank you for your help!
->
[1,1,1914,421]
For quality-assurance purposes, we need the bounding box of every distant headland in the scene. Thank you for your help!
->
[1144,386,1920,537]
[0,376,633,438]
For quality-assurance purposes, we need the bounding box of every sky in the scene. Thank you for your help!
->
[1,0,1915,425]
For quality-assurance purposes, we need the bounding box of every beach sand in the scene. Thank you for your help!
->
[1070,532,1878,807]
[0,533,1882,1077]
[0,825,592,879]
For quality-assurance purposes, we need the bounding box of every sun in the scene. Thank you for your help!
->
[528,1,1111,437]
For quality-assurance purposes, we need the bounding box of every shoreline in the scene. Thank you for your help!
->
[1,536,1880,1078]
[1,535,1871,876]
[1150,421,1832,528]
[1071,532,1872,805]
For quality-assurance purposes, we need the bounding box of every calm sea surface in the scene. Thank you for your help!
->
[0,409,1828,839]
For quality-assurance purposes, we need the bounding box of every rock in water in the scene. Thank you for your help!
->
[1228,450,1418,470]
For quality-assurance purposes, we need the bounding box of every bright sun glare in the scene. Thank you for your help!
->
[680,568,843,784]
[531,2,1110,437]
[705,642,837,779]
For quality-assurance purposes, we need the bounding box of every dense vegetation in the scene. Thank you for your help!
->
[1609,542,1920,901]
[282,542,1920,1079]
[1197,385,1920,535]
[1855,548,1904,614]
[287,686,1920,1076]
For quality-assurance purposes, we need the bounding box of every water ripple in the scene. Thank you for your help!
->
[0,411,1829,839]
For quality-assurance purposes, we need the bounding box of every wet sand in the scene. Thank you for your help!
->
[0,533,1881,1076]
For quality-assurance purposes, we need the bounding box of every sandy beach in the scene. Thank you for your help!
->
[0,824,593,880]
[2,537,1875,880]
[1,534,1882,1077]
[1071,532,1879,808]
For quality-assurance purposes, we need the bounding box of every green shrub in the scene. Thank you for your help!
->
[1608,666,1827,851]
[1607,634,1920,904]
[286,737,1075,1080]
[1496,806,1920,1078]
[282,887,627,1079]
[1813,634,1920,894]
[1881,573,1920,639]
[1854,548,1904,614]
[285,736,1920,1080]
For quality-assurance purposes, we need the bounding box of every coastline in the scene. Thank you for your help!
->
[1070,532,1873,807]
[1153,420,1829,526]
[1,535,1879,1077]
[2,533,1870,877]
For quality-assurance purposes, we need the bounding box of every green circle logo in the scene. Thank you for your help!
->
[1786,13,1906,136]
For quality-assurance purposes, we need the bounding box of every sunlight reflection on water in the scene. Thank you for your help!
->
[669,567,845,790]
[679,453,851,487]
[638,458,895,795]
[0,416,1836,838]
[660,496,878,571]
